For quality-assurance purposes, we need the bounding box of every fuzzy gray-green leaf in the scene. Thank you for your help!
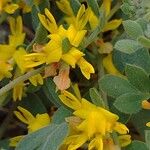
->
[123,20,143,39]
[115,39,142,54]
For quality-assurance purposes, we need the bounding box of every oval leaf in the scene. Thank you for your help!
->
[89,87,105,107]
[123,20,143,39]
[99,75,138,98]
[138,36,150,48]
[70,0,81,16]
[115,39,142,54]
[42,78,61,107]
[16,123,68,150]
[126,141,149,150]
[114,93,147,114]
[125,64,150,92]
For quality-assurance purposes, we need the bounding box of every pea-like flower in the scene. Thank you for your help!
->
[10,106,51,147]
[59,91,131,150]
[24,6,94,80]
[0,0,19,14]
[0,16,43,101]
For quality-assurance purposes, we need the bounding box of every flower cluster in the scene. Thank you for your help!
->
[24,5,95,81]
[59,91,131,150]
[0,16,43,101]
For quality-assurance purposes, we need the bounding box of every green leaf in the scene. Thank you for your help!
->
[31,5,40,30]
[42,78,61,107]
[52,106,72,124]
[114,93,147,114]
[125,141,148,150]
[70,0,81,16]
[16,125,55,150]
[35,24,48,44]
[145,130,150,150]
[26,84,41,93]
[123,20,143,39]
[138,36,150,48]
[110,105,131,124]
[136,18,148,31]
[89,88,105,107]
[115,39,142,54]
[125,65,150,92]
[99,75,138,98]
[39,0,50,12]
[87,0,100,17]
[16,123,68,150]
[40,123,68,150]
[113,48,150,74]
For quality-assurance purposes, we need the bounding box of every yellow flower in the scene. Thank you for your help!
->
[56,0,74,17]
[13,48,43,87]
[103,19,122,32]
[142,100,150,128]
[13,48,27,74]
[77,57,95,80]
[56,0,89,31]
[13,81,24,101]
[12,68,25,101]
[56,0,76,29]
[118,135,131,147]
[29,74,43,86]
[8,16,25,46]
[88,0,122,31]
[0,16,27,98]
[13,48,43,100]
[9,135,24,147]
[38,8,58,34]
[101,0,111,16]
[0,61,12,81]
[0,16,25,67]
[10,106,51,147]
[142,100,150,110]
[103,54,123,77]
[0,0,19,14]
[14,106,51,132]
[0,16,25,81]
[88,8,99,30]
[146,122,150,127]
[18,1,31,13]
[59,91,129,150]
[18,0,41,13]
[25,7,94,79]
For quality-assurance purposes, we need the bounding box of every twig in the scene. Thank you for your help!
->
[0,67,44,97]
[107,1,122,20]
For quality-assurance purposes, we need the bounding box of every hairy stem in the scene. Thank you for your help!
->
[0,67,44,97]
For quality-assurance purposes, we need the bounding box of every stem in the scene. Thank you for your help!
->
[98,55,108,109]
[107,1,122,21]
[0,67,44,97]
[82,25,102,48]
